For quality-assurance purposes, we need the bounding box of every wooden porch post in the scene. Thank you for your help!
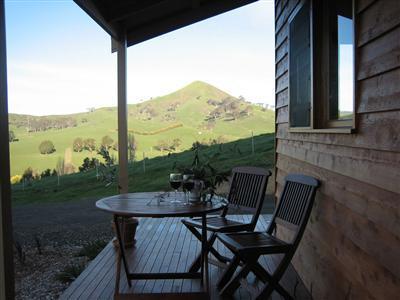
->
[0,0,15,298]
[117,34,129,193]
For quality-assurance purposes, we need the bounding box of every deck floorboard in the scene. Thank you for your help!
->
[60,215,310,300]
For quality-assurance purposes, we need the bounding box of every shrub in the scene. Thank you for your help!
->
[40,168,52,178]
[39,140,56,154]
[101,135,114,149]
[9,130,16,142]
[22,167,34,182]
[56,263,86,283]
[79,157,98,172]
[73,137,84,152]
[83,138,96,152]
[10,175,22,184]
[77,240,107,260]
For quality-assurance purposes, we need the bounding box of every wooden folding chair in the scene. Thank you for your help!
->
[216,174,320,300]
[181,166,271,273]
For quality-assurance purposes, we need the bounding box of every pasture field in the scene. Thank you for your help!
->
[11,133,275,205]
[9,81,274,176]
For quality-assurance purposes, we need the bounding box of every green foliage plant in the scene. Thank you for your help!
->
[174,142,230,200]
[97,146,116,187]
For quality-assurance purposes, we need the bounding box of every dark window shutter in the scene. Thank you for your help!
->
[289,1,311,127]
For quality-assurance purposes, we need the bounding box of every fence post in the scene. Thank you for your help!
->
[143,152,146,173]
[251,130,255,155]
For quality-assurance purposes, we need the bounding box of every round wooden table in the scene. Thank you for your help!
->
[96,192,226,297]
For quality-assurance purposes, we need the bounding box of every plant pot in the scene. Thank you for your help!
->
[112,217,139,249]
[189,179,205,203]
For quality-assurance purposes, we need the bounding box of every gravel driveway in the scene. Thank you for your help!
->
[12,198,113,246]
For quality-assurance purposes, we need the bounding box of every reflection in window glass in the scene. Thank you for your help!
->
[337,15,353,120]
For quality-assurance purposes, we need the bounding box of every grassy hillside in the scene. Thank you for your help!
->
[11,133,275,205]
[9,81,274,176]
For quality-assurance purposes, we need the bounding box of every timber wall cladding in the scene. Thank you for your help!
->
[274,0,400,299]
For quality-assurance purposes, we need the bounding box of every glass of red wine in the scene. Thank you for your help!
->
[182,174,195,204]
[169,173,183,203]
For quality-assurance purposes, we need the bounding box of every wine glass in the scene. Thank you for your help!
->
[169,173,183,203]
[182,174,195,204]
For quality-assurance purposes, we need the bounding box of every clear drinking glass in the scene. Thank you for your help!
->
[169,173,183,203]
[182,174,195,204]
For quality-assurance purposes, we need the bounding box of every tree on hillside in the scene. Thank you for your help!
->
[22,167,33,181]
[147,107,158,118]
[112,141,118,151]
[9,130,16,142]
[207,99,220,106]
[41,169,52,178]
[101,135,114,149]
[83,138,96,153]
[79,157,98,172]
[73,137,84,152]
[154,140,169,152]
[39,140,56,154]
[241,105,253,117]
[172,138,182,150]
[128,134,137,163]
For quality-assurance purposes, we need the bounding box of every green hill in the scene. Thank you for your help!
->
[8,81,274,176]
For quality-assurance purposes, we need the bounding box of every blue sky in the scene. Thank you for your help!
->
[5,0,275,115]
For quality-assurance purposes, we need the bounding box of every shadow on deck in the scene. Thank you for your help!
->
[60,215,310,299]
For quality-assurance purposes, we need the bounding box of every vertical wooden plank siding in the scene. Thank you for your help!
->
[274,0,400,299]
[117,35,129,193]
[0,0,15,298]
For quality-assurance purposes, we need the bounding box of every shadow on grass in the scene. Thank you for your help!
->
[11,133,275,206]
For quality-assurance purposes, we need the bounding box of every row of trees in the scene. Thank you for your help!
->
[13,116,78,132]
[72,137,96,152]
[72,134,137,162]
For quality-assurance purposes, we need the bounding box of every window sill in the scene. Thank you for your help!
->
[288,128,355,134]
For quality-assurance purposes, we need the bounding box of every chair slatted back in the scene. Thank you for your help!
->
[267,174,319,245]
[226,167,271,226]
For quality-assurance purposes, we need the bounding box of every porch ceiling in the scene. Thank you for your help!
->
[74,0,258,48]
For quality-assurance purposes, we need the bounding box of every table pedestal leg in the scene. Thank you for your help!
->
[201,214,209,294]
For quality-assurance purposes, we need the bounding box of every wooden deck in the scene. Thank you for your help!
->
[60,215,310,299]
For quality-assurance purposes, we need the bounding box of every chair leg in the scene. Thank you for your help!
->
[217,254,240,289]
[184,224,218,273]
[209,246,231,264]
[251,260,293,300]
[256,281,293,300]
[219,261,253,296]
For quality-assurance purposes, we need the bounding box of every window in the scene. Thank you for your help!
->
[289,1,311,128]
[288,0,355,131]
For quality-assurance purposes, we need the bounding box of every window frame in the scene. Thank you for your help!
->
[288,0,356,134]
